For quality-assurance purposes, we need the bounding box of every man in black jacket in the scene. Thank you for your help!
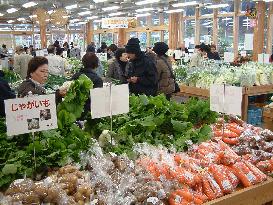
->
[0,71,16,117]
[125,38,158,96]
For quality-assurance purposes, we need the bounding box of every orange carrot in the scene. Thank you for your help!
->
[202,177,216,200]
[244,161,267,182]
[230,162,254,187]
[222,137,239,145]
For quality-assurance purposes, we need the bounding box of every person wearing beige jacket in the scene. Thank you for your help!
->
[14,45,33,79]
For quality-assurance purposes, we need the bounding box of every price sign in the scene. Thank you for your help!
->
[96,53,108,62]
[5,94,57,136]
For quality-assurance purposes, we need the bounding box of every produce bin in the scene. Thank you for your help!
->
[263,107,273,131]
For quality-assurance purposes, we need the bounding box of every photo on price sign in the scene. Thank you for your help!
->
[40,109,51,121]
[27,118,40,130]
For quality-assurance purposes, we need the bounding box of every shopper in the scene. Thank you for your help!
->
[106,48,128,83]
[72,52,103,114]
[178,42,189,54]
[86,44,96,53]
[97,42,107,53]
[145,47,157,64]
[107,44,118,60]
[153,42,175,100]
[190,45,205,68]
[207,44,221,60]
[125,38,158,96]
[86,45,104,77]
[46,45,66,76]
[63,42,70,58]
[29,45,36,57]
[0,44,8,58]
[0,70,16,117]
[14,45,33,79]
[17,56,66,98]
[70,43,81,59]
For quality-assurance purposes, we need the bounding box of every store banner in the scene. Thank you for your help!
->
[5,94,57,136]
[96,53,107,62]
[102,17,129,29]
[210,84,242,116]
[90,84,129,119]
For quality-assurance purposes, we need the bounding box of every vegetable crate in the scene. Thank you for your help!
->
[263,107,273,131]
[205,177,273,205]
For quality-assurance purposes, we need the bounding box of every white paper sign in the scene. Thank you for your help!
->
[81,52,86,59]
[174,50,182,60]
[258,53,270,64]
[167,49,174,57]
[63,51,67,58]
[5,94,57,136]
[96,53,108,62]
[90,84,129,119]
[244,34,254,50]
[36,50,45,57]
[224,52,234,63]
[102,17,129,29]
[210,85,242,116]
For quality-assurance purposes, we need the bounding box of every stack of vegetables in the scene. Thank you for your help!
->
[175,62,273,89]
[213,116,273,174]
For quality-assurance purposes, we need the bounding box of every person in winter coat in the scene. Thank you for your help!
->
[153,42,175,100]
[106,48,128,84]
[125,38,158,96]
[72,52,103,115]
[207,44,221,60]
[0,71,16,117]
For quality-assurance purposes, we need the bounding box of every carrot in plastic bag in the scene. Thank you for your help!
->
[176,167,198,187]
[202,177,216,200]
[209,165,234,194]
[222,166,239,189]
[230,162,255,187]
[169,191,191,205]
[244,161,267,182]
[206,173,224,198]
[222,137,239,145]
[256,159,273,173]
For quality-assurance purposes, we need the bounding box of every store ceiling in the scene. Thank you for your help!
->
[0,0,234,24]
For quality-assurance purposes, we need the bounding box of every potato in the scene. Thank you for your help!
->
[34,182,48,199]
[78,200,85,205]
[10,193,25,202]
[22,192,40,204]
[6,179,34,195]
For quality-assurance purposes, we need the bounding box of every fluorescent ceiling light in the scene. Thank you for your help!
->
[165,9,184,13]
[63,15,70,18]
[93,0,108,2]
[94,19,102,23]
[222,17,232,21]
[70,19,80,23]
[87,16,99,20]
[79,11,91,16]
[7,20,15,23]
[136,8,154,12]
[7,8,18,13]
[0,13,4,17]
[172,1,198,7]
[136,13,151,17]
[102,6,120,11]
[135,0,160,5]
[48,10,54,14]
[17,18,25,21]
[65,4,77,10]
[29,14,37,18]
[78,21,87,24]
[22,2,37,8]
[206,4,229,9]
[108,12,125,17]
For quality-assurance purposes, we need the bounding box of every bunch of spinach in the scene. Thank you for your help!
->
[86,95,217,157]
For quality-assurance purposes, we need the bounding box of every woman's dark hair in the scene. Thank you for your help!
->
[200,43,210,53]
[115,48,126,60]
[24,46,28,53]
[210,44,217,49]
[27,57,48,78]
[56,47,63,56]
[195,45,201,49]
[63,42,69,48]
[82,52,99,70]
[101,42,107,50]
[108,44,118,52]
[2,44,6,48]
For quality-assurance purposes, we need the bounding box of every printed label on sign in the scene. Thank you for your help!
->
[90,84,129,119]
[224,52,234,63]
[258,53,270,64]
[96,53,108,62]
[5,94,57,136]
[244,34,254,50]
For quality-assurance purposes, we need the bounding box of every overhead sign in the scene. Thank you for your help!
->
[102,17,129,29]
[90,84,129,119]
[5,94,57,136]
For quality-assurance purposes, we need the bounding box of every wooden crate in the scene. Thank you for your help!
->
[263,107,273,131]
[245,85,273,96]
[205,178,273,205]
[177,85,209,98]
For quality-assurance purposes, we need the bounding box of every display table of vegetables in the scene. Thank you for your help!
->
[1,75,273,205]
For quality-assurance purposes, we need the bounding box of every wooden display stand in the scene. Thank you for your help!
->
[177,85,273,121]
[263,107,273,131]
[205,178,273,205]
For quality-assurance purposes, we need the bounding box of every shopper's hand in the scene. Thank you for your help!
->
[130,77,138,83]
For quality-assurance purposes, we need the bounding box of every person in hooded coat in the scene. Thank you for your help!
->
[125,38,158,96]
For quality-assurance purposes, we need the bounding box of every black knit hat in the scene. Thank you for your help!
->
[125,38,141,55]
[153,42,169,56]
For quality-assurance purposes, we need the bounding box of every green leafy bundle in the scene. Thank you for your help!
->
[86,95,217,157]
[2,68,21,83]
[0,75,93,189]
[67,58,83,74]
[45,74,67,91]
